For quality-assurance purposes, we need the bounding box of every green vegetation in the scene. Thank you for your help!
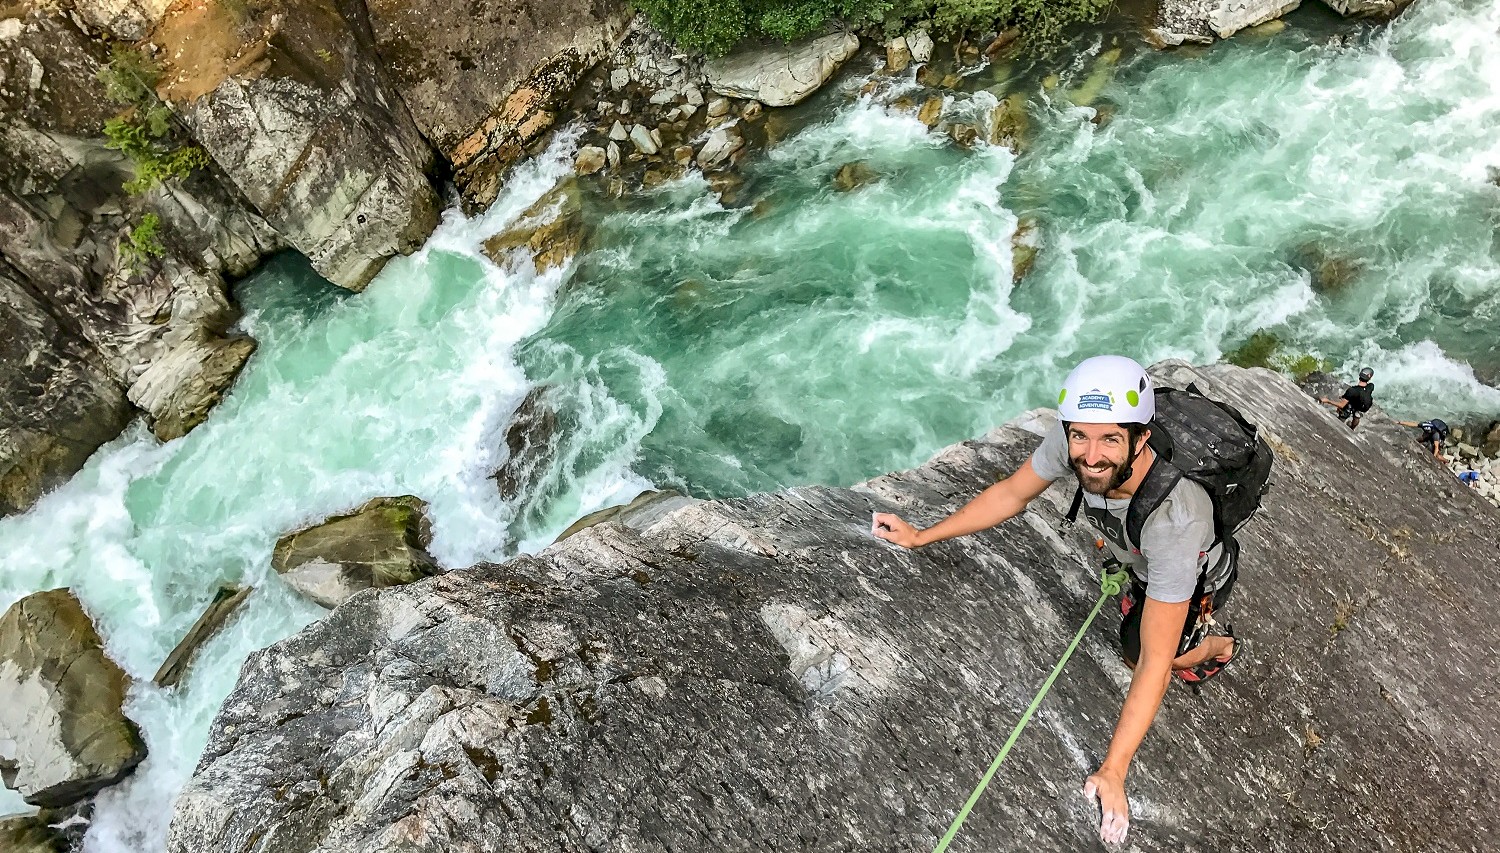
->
[120,213,167,271]
[1224,331,1332,382]
[97,46,211,195]
[97,44,162,106]
[634,0,1110,56]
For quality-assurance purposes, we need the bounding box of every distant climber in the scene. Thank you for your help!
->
[1396,417,1450,463]
[873,355,1260,846]
[1319,367,1375,429]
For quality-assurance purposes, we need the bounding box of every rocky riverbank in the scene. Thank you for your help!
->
[158,361,1500,851]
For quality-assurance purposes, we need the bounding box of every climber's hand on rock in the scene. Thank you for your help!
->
[1084,769,1130,845]
[871,513,922,548]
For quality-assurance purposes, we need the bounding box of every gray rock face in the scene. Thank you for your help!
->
[707,32,860,107]
[362,0,631,211]
[166,363,1500,852]
[0,8,281,502]
[272,496,442,609]
[0,589,147,808]
[153,0,440,292]
[0,268,133,517]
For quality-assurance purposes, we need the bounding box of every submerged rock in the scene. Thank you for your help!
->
[481,179,591,274]
[271,496,440,609]
[706,32,859,107]
[832,160,879,192]
[0,589,146,808]
[166,363,1500,852]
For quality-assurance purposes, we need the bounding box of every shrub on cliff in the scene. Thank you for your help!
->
[636,0,1110,56]
[99,46,212,195]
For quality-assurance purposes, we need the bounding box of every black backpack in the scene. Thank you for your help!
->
[1345,383,1374,413]
[1066,384,1275,549]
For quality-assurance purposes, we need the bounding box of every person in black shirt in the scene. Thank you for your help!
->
[1396,418,1450,462]
[1319,367,1374,429]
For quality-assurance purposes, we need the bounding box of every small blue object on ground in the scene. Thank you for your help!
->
[1458,470,1480,485]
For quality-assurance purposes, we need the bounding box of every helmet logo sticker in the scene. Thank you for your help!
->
[1077,389,1114,411]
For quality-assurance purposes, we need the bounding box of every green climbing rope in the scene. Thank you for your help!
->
[931,569,1130,853]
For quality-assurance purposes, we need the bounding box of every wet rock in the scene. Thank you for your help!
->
[917,95,943,128]
[606,141,622,169]
[271,496,440,609]
[915,63,943,88]
[126,333,257,442]
[491,386,560,505]
[697,127,744,169]
[706,32,859,107]
[906,29,934,63]
[153,585,253,689]
[481,179,591,274]
[0,589,147,807]
[833,161,878,192]
[884,37,912,74]
[740,101,763,121]
[948,123,980,149]
[706,97,731,118]
[673,145,695,167]
[989,92,1030,152]
[609,120,629,141]
[575,145,607,175]
[555,489,698,543]
[166,362,1500,853]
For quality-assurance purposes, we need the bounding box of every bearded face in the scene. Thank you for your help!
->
[1066,422,1147,496]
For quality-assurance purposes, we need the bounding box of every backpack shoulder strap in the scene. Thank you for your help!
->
[1064,484,1083,526]
[1126,454,1184,550]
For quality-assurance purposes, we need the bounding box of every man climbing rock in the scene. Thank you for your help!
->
[1319,366,1375,429]
[1396,417,1450,462]
[873,355,1244,846]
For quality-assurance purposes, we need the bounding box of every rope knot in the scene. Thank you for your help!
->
[1099,569,1129,597]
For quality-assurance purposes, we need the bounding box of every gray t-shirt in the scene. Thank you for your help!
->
[1029,422,1226,604]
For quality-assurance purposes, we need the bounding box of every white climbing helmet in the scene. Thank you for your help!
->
[1057,355,1155,425]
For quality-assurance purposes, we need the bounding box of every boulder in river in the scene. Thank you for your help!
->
[0,589,146,808]
[153,585,254,689]
[271,496,441,609]
[481,179,591,274]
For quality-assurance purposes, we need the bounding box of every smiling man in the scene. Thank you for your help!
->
[873,355,1242,845]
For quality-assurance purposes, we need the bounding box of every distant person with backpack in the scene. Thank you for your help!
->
[1319,367,1375,429]
[1395,418,1450,462]
[873,355,1272,846]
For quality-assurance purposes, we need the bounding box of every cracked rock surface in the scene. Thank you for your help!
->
[167,362,1500,852]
